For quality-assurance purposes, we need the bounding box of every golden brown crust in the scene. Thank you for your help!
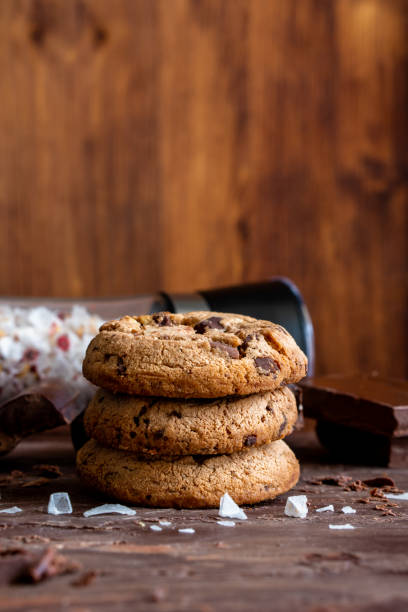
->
[82,311,307,398]
[76,438,300,508]
[84,387,298,456]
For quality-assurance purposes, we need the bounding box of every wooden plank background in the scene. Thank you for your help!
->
[0,0,407,377]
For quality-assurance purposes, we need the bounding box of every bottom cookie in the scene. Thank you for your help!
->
[76,438,299,508]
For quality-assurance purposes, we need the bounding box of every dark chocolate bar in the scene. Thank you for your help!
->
[300,374,408,437]
[316,420,408,467]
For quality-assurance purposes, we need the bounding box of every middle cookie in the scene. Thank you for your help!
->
[84,386,298,456]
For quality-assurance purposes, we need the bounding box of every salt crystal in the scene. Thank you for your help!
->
[83,504,136,517]
[329,524,355,530]
[0,506,22,514]
[159,520,172,527]
[150,525,162,532]
[48,492,72,515]
[217,520,236,527]
[316,505,334,513]
[218,492,247,520]
[178,528,195,534]
[284,495,308,518]
[385,492,408,500]
[342,506,356,514]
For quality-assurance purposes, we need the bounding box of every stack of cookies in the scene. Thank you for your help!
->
[77,312,307,508]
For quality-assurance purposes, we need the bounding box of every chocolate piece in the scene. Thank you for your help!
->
[254,357,279,375]
[301,374,408,437]
[0,383,92,456]
[209,341,239,359]
[316,420,408,467]
[194,316,224,334]
[243,434,257,447]
[152,313,173,327]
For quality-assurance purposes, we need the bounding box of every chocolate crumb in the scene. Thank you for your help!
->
[72,570,97,587]
[362,476,395,488]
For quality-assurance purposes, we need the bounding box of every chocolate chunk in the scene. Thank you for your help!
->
[278,414,288,437]
[170,410,182,419]
[265,404,274,414]
[130,431,136,438]
[209,341,239,359]
[316,419,408,468]
[238,334,254,356]
[300,374,408,437]
[254,357,280,375]
[117,357,126,375]
[152,313,173,327]
[153,429,164,440]
[244,434,257,447]
[194,316,224,334]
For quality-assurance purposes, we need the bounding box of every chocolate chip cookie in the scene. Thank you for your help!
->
[76,438,299,508]
[84,386,297,456]
[82,312,307,398]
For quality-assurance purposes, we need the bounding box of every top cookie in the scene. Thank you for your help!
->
[82,311,307,398]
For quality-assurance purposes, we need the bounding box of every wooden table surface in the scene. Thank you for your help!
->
[1,429,407,612]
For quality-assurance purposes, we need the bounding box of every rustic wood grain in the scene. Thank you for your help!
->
[1,429,408,610]
[0,0,407,377]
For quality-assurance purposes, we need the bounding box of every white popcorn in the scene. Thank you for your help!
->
[316,505,334,513]
[219,493,247,520]
[385,492,408,500]
[217,520,236,527]
[0,506,22,514]
[48,492,72,515]
[329,524,355,530]
[178,528,195,534]
[284,495,308,518]
[341,506,356,514]
[83,504,136,517]
[150,525,162,532]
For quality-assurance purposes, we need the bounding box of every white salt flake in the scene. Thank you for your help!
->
[178,528,195,534]
[83,504,136,517]
[48,492,72,515]
[0,506,22,514]
[329,524,355,530]
[284,495,308,518]
[150,525,162,532]
[342,506,356,514]
[159,520,172,527]
[217,520,236,527]
[385,492,408,500]
[316,505,334,513]
[218,492,247,520]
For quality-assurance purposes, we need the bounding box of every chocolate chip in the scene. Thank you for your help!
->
[278,415,288,437]
[170,410,182,419]
[266,404,274,414]
[130,432,136,438]
[143,418,150,426]
[244,434,257,447]
[98,395,104,403]
[117,356,127,375]
[194,316,224,334]
[238,334,254,356]
[254,357,280,375]
[209,340,239,359]
[153,429,164,440]
[152,313,173,327]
